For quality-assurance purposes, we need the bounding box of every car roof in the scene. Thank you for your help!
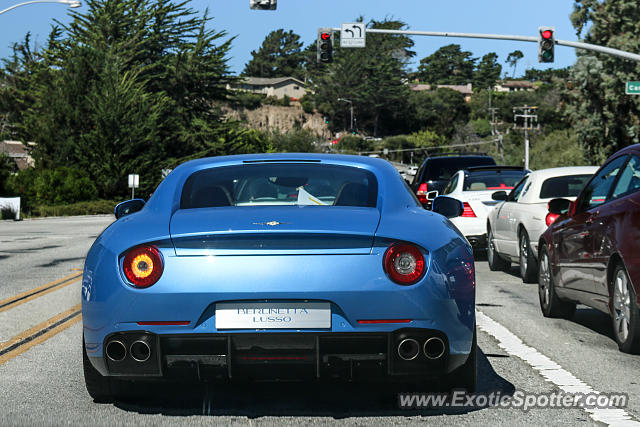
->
[464,165,528,173]
[426,153,493,160]
[527,166,599,181]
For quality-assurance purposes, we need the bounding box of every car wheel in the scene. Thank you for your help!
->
[487,227,510,272]
[538,247,575,319]
[446,327,477,392]
[611,264,640,354]
[83,336,114,403]
[519,230,538,283]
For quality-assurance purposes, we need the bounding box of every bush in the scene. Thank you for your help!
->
[300,95,315,114]
[264,96,293,107]
[470,119,492,138]
[338,135,368,152]
[269,129,318,153]
[31,199,117,217]
[1,206,17,220]
[0,153,17,196]
[229,91,266,110]
[34,167,98,205]
[7,167,39,212]
[7,166,98,212]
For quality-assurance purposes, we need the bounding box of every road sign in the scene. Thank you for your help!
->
[341,23,366,48]
[128,174,139,199]
[128,174,139,188]
[626,81,640,95]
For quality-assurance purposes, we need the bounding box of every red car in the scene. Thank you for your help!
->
[539,144,640,354]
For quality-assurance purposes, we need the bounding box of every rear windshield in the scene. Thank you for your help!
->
[424,157,496,181]
[539,174,593,199]
[463,170,527,191]
[181,163,378,208]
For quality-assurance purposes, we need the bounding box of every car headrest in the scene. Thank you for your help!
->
[470,182,487,191]
[190,185,233,208]
[334,182,369,207]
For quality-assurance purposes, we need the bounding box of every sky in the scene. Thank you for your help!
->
[0,0,580,77]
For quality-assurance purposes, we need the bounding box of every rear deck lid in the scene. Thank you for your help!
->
[170,206,381,255]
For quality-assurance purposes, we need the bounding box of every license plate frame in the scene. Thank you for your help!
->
[215,302,331,330]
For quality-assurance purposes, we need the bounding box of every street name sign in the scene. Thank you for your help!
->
[626,81,640,95]
[341,23,366,48]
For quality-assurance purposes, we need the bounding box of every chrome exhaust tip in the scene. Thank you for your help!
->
[130,340,151,362]
[423,337,446,360]
[105,340,127,362]
[397,338,420,361]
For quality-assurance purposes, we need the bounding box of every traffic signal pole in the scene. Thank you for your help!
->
[327,28,640,63]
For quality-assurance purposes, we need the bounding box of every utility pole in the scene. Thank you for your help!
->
[513,105,539,170]
[337,98,354,131]
[489,107,505,164]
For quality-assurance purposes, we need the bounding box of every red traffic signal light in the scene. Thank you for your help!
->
[317,29,333,63]
[538,27,555,63]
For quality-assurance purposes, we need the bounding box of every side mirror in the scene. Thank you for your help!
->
[492,191,508,201]
[432,196,464,219]
[115,199,145,219]
[548,198,571,215]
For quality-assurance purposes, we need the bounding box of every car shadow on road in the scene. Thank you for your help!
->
[113,348,515,419]
[570,307,616,343]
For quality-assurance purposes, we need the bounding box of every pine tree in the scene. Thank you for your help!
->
[566,0,640,162]
[242,29,305,79]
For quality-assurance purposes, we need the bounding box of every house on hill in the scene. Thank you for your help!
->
[409,83,474,102]
[230,77,307,100]
[0,140,34,170]
[494,80,537,92]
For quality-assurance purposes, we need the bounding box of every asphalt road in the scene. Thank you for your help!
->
[0,215,638,426]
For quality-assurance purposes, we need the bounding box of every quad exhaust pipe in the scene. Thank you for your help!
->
[423,337,445,360]
[397,338,420,361]
[105,340,127,362]
[397,336,446,361]
[106,338,152,362]
[130,340,151,362]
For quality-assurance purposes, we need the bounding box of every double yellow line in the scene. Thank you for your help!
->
[0,272,83,365]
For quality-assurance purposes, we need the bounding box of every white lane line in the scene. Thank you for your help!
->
[477,310,639,426]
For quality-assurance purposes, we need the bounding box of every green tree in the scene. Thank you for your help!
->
[524,67,571,82]
[416,44,475,85]
[310,18,415,136]
[0,0,251,199]
[506,50,524,78]
[0,153,16,196]
[242,29,305,79]
[565,0,640,162]
[473,52,502,91]
[407,88,470,138]
[528,130,589,170]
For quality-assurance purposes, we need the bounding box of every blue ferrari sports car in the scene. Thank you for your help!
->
[82,153,476,401]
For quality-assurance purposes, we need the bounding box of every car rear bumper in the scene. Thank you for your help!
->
[451,217,487,247]
[465,234,487,249]
[89,329,470,382]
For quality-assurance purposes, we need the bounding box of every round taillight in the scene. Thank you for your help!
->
[123,245,163,288]
[383,243,426,285]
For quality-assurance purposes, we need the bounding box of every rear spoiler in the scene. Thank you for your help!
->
[465,166,529,172]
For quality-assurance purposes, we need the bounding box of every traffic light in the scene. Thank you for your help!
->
[317,29,333,63]
[538,27,555,63]
[249,0,276,10]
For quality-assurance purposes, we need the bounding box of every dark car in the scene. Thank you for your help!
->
[538,144,640,354]
[411,153,497,208]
